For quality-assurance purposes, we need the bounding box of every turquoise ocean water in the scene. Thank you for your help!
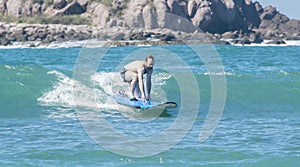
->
[0,45,300,166]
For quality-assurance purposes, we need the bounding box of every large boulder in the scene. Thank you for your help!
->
[212,0,237,24]
[266,39,286,45]
[260,6,277,20]
[123,0,186,30]
[254,1,263,14]
[55,1,86,15]
[189,0,261,33]
[0,0,8,16]
[142,4,159,29]
[187,0,198,18]
[221,31,238,39]
[83,2,109,27]
[192,1,212,31]
[18,0,43,17]
[248,32,263,43]
[76,0,88,13]
[142,0,194,32]
[152,0,168,28]
[259,6,290,33]
[6,0,22,17]
[22,0,33,16]
[123,0,148,28]
[167,0,188,18]
[280,19,300,40]
[112,0,124,10]
[53,0,67,10]
[31,3,42,16]
[236,0,261,30]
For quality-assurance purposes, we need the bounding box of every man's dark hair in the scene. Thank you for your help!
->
[145,55,154,61]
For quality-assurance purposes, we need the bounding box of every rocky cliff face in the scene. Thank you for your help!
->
[257,5,300,40]
[189,0,261,33]
[0,0,299,42]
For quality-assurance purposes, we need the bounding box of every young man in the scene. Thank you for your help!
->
[120,55,154,101]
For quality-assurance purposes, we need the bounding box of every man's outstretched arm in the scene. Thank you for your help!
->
[138,71,146,100]
[146,70,152,100]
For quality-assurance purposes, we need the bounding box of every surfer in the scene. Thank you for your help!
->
[120,55,154,101]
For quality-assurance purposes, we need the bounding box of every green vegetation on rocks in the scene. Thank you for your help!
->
[0,15,90,25]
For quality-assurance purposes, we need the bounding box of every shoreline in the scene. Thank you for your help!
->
[0,39,299,49]
[1,22,299,48]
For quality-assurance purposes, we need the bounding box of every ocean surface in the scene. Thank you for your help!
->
[0,44,300,166]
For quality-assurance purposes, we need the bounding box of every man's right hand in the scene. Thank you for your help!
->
[141,95,146,101]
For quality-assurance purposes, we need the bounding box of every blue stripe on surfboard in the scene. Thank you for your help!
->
[111,95,177,109]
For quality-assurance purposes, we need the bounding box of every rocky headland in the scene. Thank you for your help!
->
[0,0,299,46]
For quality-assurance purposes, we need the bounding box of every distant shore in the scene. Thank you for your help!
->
[0,0,299,48]
[1,22,299,48]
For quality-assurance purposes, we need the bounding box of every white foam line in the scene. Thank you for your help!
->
[0,40,108,49]
[0,39,299,49]
[228,40,300,47]
[284,40,300,46]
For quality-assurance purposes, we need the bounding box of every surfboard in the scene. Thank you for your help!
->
[111,94,177,109]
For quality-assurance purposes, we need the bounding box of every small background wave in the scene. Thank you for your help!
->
[0,65,55,117]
